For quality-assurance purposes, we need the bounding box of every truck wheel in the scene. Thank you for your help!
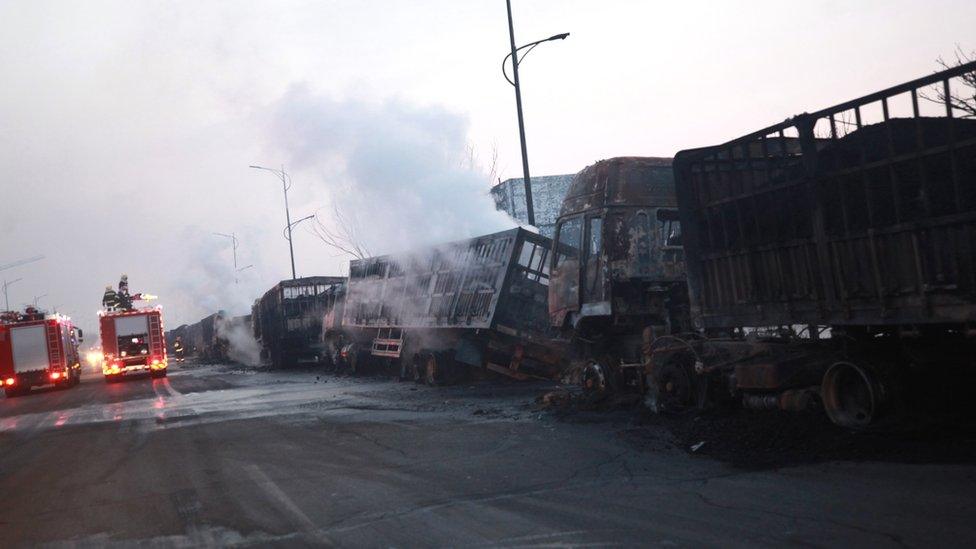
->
[822,361,894,430]
[654,353,703,413]
[581,359,614,393]
[412,352,426,383]
[424,353,439,386]
[4,386,26,398]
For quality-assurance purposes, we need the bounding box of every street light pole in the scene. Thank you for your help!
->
[250,165,297,280]
[503,2,569,227]
[3,278,23,312]
[505,0,534,227]
[213,232,240,283]
[33,294,47,308]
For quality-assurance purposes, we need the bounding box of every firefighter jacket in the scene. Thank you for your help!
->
[102,289,120,309]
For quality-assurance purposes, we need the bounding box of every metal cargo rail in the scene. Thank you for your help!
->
[674,61,976,329]
[343,227,553,341]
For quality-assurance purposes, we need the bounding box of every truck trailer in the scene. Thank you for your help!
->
[253,276,346,368]
[660,60,976,428]
[99,307,167,382]
[341,227,565,384]
[0,309,83,397]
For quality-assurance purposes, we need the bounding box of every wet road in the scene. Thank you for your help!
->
[1,363,974,547]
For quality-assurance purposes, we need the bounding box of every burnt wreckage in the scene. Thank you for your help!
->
[338,227,562,383]
[244,228,562,381]
[177,62,975,430]
[657,61,976,428]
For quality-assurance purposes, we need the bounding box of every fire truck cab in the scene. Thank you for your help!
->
[99,307,167,382]
[0,309,83,397]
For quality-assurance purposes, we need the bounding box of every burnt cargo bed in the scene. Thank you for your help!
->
[674,63,976,329]
[660,61,976,429]
[342,227,566,380]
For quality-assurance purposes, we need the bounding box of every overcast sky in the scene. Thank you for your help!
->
[0,0,973,332]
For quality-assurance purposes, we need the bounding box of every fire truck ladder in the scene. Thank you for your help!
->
[148,314,164,357]
[46,323,63,368]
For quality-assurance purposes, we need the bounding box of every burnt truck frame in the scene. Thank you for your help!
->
[548,157,689,391]
[661,61,976,428]
[340,227,564,384]
[253,276,346,368]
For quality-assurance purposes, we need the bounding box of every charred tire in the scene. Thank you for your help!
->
[424,353,439,386]
[580,360,612,393]
[654,354,703,413]
[412,352,425,383]
[822,361,889,430]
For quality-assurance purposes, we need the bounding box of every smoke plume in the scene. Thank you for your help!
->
[215,315,262,367]
[268,86,515,257]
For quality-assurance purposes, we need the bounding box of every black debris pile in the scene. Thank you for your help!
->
[650,407,976,470]
[535,388,644,415]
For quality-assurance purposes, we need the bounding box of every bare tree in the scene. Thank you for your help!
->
[922,46,976,118]
[462,141,501,187]
[310,204,372,260]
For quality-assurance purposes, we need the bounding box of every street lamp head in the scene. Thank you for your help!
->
[549,32,570,41]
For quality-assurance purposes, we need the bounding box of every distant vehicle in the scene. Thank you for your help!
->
[99,307,167,382]
[0,309,83,397]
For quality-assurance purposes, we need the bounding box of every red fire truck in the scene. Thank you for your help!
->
[99,307,167,382]
[0,309,83,397]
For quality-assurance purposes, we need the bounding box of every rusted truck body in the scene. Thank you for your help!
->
[662,61,976,427]
[341,227,564,383]
[548,157,689,390]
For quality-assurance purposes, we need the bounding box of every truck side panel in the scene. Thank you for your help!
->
[674,61,976,329]
[11,325,49,373]
[100,315,118,356]
[344,228,547,333]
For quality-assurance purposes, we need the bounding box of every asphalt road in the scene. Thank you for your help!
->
[1,363,974,547]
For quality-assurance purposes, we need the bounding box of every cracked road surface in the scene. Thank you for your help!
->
[1,364,974,547]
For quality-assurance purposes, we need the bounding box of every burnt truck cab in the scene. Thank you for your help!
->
[549,157,689,351]
[254,276,346,368]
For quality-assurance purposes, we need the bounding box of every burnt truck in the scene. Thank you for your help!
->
[340,227,564,384]
[650,61,976,428]
[548,156,690,390]
[253,276,346,368]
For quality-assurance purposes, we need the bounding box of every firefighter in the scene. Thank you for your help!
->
[117,274,132,310]
[102,285,120,310]
[173,336,185,362]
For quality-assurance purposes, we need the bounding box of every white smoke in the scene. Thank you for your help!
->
[166,226,263,326]
[215,315,262,367]
[268,86,515,256]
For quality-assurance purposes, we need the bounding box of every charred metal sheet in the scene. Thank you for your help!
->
[343,228,555,340]
[549,157,688,330]
[254,276,346,367]
[675,61,976,330]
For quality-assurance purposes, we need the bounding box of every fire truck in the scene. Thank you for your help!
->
[0,309,83,397]
[99,307,167,382]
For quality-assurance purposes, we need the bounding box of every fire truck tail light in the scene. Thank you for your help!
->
[50,372,61,380]
[4,377,14,386]
[151,358,160,365]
